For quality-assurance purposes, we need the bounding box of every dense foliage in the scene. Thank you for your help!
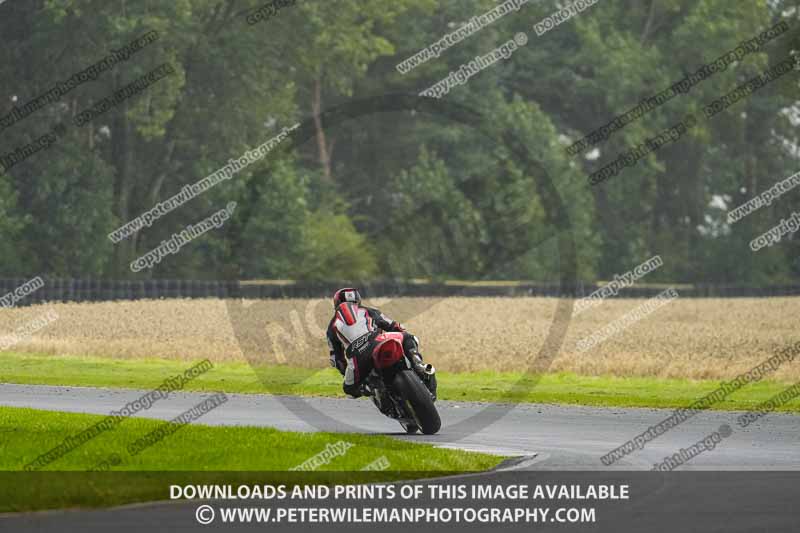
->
[0,0,797,283]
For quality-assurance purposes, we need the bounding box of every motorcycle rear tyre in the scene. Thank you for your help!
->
[393,370,441,435]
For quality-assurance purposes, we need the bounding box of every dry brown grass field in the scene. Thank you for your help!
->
[0,296,798,381]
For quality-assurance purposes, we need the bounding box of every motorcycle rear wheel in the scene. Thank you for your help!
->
[392,370,441,435]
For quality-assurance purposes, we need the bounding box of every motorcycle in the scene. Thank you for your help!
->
[360,332,440,435]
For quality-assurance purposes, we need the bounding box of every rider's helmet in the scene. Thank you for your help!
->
[332,287,362,309]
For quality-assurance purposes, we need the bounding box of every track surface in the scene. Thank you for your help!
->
[1,383,798,469]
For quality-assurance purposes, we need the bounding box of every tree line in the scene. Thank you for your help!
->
[0,0,797,284]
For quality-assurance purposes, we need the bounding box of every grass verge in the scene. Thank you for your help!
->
[1,352,799,412]
[0,405,502,511]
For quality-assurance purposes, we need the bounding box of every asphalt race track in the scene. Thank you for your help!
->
[1,383,798,470]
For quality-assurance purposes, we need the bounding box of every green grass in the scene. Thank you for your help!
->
[0,405,502,511]
[1,352,799,413]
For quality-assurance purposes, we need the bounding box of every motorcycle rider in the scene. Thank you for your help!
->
[326,287,436,400]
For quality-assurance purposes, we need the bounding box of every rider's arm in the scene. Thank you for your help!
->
[365,307,405,332]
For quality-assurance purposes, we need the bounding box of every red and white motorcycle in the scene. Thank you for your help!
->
[361,332,440,435]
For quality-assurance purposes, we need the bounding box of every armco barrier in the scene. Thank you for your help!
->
[0,279,798,306]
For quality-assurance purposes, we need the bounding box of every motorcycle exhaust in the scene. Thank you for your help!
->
[415,361,435,375]
[411,353,435,376]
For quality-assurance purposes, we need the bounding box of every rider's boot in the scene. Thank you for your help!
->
[409,349,437,401]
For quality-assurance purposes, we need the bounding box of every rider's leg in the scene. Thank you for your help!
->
[401,332,421,359]
[401,332,437,400]
[342,350,374,398]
